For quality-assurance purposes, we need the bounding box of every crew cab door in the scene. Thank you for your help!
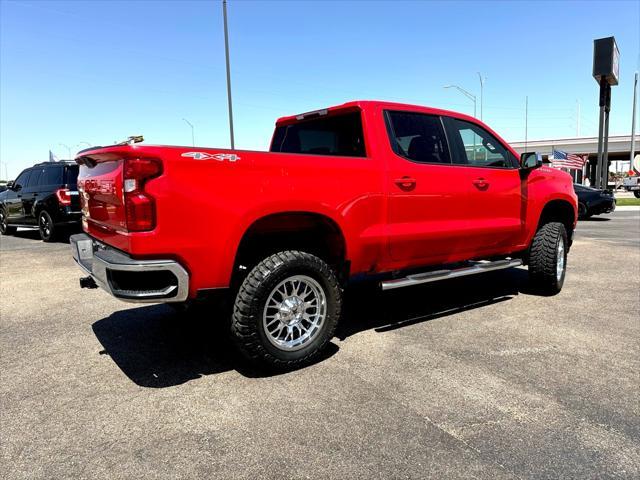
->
[441,116,523,254]
[384,111,471,263]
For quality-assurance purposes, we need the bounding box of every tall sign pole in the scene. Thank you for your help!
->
[222,0,235,150]
[592,37,619,189]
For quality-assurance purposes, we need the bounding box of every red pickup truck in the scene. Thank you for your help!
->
[70,100,577,368]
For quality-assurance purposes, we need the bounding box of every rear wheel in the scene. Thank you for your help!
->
[528,222,567,295]
[634,191,640,199]
[231,250,341,369]
[38,210,57,242]
[0,209,17,235]
[578,202,590,219]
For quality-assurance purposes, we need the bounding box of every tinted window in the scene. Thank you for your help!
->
[386,111,451,164]
[26,168,45,188]
[270,112,366,157]
[64,165,79,188]
[44,166,64,186]
[14,170,31,189]
[444,118,516,168]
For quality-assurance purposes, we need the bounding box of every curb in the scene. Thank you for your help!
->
[615,206,640,211]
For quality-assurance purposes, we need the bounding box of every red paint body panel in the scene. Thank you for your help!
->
[76,101,577,298]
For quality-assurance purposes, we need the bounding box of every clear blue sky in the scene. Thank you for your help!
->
[1,0,639,179]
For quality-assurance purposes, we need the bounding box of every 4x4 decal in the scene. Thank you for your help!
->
[181,152,240,162]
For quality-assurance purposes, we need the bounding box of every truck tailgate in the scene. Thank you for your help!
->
[78,156,126,233]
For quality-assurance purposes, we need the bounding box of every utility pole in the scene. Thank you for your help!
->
[222,0,235,150]
[477,72,484,121]
[631,72,638,173]
[183,118,195,146]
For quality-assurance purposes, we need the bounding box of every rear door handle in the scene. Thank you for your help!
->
[472,178,489,189]
[394,176,417,191]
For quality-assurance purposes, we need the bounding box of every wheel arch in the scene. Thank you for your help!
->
[536,199,577,245]
[232,211,348,286]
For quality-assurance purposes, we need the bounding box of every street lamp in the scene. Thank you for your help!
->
[477,72,485,121]
[58,143,71,159]
[183,118,195,146]
[444,84,477,118]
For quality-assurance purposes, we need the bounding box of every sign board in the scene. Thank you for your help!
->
[593,36,620,86]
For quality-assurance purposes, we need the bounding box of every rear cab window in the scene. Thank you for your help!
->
[270,111,366,157]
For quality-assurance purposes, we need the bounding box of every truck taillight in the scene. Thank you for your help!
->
[123,158,162,232]
[55,188,72,206]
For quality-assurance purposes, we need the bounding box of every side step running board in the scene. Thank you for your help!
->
[380,258,523,291]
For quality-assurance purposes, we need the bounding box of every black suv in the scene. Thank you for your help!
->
[0,161,81,241]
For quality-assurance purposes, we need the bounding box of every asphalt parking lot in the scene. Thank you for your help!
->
[1,211,639,479]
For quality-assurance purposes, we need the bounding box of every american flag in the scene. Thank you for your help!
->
[551,149,587,170]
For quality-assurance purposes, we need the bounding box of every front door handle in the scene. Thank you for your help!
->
[472,177,489,190]
[394,176,417,191]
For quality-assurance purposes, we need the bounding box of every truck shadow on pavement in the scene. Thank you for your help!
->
[92,267,529,387]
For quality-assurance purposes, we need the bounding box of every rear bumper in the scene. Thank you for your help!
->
[70,233,189,303]
[590,198,616,215]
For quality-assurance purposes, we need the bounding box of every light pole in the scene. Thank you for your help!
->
[58,143,71,159]
[222,0,235,149]
[183,118,195,146]
[477,72,485,121]
[444,84,477,118]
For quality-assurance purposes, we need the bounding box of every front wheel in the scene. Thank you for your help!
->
[528,222,568,295]
[634,191,640,199]
[38,211,57,242]
[0,209,17,235]
[231,251,342,369]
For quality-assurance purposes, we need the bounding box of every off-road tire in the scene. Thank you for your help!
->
[0,208,17,235]
[231,250,342,369]
[38,210,57,242]
[528,222,567,295]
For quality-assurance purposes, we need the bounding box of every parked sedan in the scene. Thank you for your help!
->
[574,184,616,219]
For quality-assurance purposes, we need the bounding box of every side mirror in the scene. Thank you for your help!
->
[6,180,14,190]
[520,152,543,170]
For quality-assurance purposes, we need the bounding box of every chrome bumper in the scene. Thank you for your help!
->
[70,233,189,303]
